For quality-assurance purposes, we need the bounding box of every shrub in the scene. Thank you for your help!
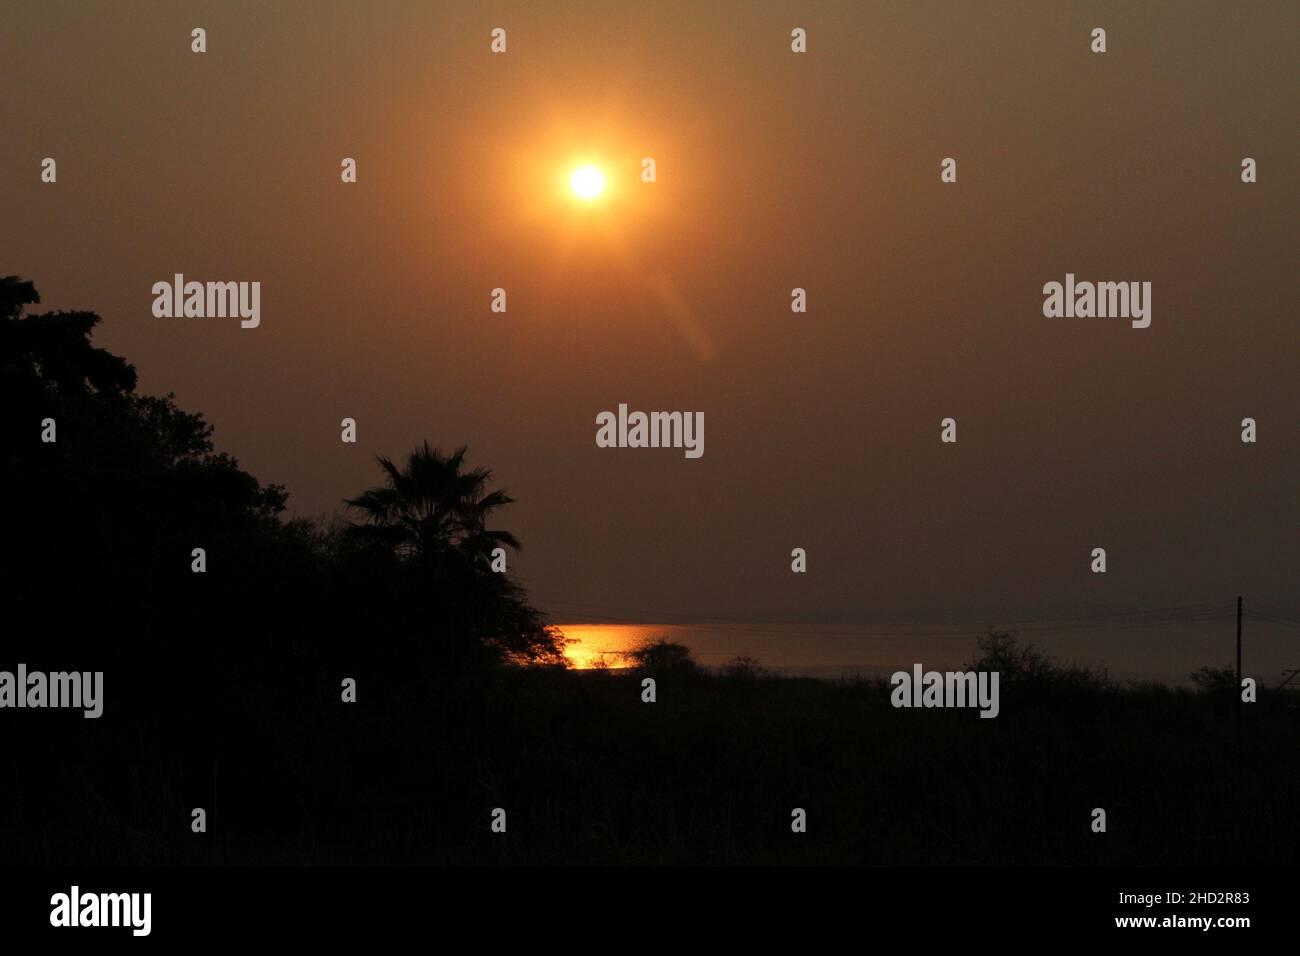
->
[624,638,699,677]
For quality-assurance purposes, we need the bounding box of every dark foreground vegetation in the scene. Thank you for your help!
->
[9,638,1300,866]
[3,276,1297,866]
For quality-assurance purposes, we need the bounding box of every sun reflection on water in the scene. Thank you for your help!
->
[557,624,663,669]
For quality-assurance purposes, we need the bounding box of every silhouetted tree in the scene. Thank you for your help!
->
[626,638,698,677]
[1189,665,1237,696]
[344,442,520,568]
[342,441,566,667]
[2,275,288,587]
[967,627,1110,690]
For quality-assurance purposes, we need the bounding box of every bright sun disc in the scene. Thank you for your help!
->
[570,165,605,200]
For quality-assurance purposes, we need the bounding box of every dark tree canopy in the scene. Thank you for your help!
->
[342,442,565,666]
[3,275,568,864]
[2,275,560,668]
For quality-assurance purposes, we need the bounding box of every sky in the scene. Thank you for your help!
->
[3,1,1296,625]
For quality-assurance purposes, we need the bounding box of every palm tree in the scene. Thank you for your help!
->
[344,442,521,570]
[342,442,566,666]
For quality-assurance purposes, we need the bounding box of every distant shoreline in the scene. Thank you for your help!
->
[552,618,1293,687]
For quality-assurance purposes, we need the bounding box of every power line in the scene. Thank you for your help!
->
[545,602,1240,639]
[542,598,1232,629]
[1246,613,1300,629]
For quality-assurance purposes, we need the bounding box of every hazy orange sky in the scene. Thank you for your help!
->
[3,1,1296,623]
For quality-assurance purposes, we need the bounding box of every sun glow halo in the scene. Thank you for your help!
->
[569,164,606,200]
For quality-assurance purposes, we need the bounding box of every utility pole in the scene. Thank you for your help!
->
[1236,595,1243,740]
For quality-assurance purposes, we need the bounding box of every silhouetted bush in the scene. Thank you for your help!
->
[1189,665,1238,695]
[721,655,767,681]
[624,638,698,677]
[967,627,1111,690]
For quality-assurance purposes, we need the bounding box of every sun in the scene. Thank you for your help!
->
[570,164,606,200]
